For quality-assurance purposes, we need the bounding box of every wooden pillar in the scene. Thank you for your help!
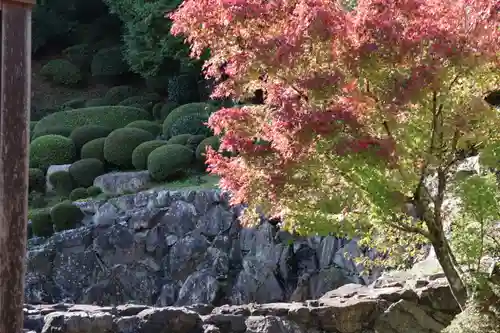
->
[0,0,34,332]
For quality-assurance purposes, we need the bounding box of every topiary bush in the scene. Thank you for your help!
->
[167,134,193,145]
[186,134,207,150]
[31,126,73,140]
[39,59,82,86]
[104,128,155,169]
[61,97,87,110]
[29,208,53,238]
[80,137,106,162]
[153,101,179,122]
[29,168,45,193]
[50,201,84,231]
[167,73,200,105]
[69,125,113,151]
[118,94,162,113]
[131,140,167,170]
[33,106,151,138]
[48,170,74,196]
[85,98,109,107]
[104,85,137,105]
[30,135,76,171]
[86,185,102,197]
[69,187,88,201]
[147,144,194,181]
[169,113,212,137]
[69,158,105,187]
[162,102,217,138]
[196,136,220,162]
[62,44,92,70]
[126,120,161,137]
[91,46,129,78]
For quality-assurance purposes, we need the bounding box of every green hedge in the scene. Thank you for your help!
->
[126,120,161,137]
[69,158,105,187]
[61,97,87,110]
[31,126,73,140]
[30,135,76,171]
[147,144,194,181]
[131,140,167,170]
[29,208,53,238]
[39,59,82,86]
[104,85,137,105]
[167,74,200,105]
[48,170,75,196]
[162,102,216,138]
[86,185,102,197]
[167,134,192,145]
[80,137,106,162]
[91,46,129,78]
[104,128,155,169]
[50,201,84,231]
[69,125,113,151]
[186,134,207,150]
[153,101,179,122]
[62,44,92,70]
[33,106,151,138]
[29,168,45,193]
[69,187,88,201]
[85,98,109,107]
[196,136,220,162]
[170,113,211,137]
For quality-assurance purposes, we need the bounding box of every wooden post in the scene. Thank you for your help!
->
[0,0,34,332]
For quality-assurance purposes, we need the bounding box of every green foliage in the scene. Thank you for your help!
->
[104,128,155,168]
[48,171,75,197]
[69,158,105,187]
[80,137,106,162]
[40,59,82,86]
[31,107,59,122]
[196,136,220,162]
[167,134,192,145]
[29,135,76,171]
[153,101,179,122]
[33,106,152,137]
[162,102,217,138]
[61,97,87,110]
[29,168,46,193]
[32,6,74,54]
[86,186,102,197]
[131,140,167,170]
[91,46,129,78]
[186,134,207,150]
[167,73,200,105]
[118,93,162,112]
[31,127,73,140]
[126,120,161,137]
[29,208,53,238]
[29,191,48,209]
[147,144,194,181]
[85,98,109,107]
[170,113,211,137]
[62,44,92,70]
[104,85,138,105]
[69,125,113,151]
[50,201,84,231]
[69,187,89,201]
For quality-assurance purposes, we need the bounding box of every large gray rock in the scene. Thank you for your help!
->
[26,275,460,333]
[93,171,152,195]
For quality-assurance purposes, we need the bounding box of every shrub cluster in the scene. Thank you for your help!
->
[162,102,216,138]
[69,125,112,151]
[50,200,84,231]
[48,170,74,196]
[126,120,161,137]
[29,208,53,238]
[104,128,155,169]
[30,135,76,171]
[104,85,137,105]
[196,136,220,162]
[147,144,194,181]
[39,59,82,86]
[80,137,106,162]
[131,140,167,170]
[69,158,105,187]
[91,46,129,78]
[29,168,45,193]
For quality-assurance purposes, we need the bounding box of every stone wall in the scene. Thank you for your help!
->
[26,189,381,306]
[25,274,460,333]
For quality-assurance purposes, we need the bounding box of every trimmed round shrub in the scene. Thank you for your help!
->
[91,46,129,78]
[85,98,109,107]
[31,126,73,140]
[69,158,105,187]
[29,208,53,238]
[162,103,217,138]
[104,128,155,169]
[104,85,137,105]
[61,97,87,110]
[167,74,200,105]
[62,44,92,70]
[153,101,179,122]
[30,135,76,170]
[80,137,106,162]
[170,113,212,137]
[70,125,113,151]
[86,186,102,197]
[118,93,161,107]
[196,136,220,162]
[33,106,151,137]
[29,168,45,193]
[147,144,194,181]
[48,170,74,196]
[69,187,88,201]
[186,134,207,150]
[126,120,161,137]
[131,140,167,170]
[39,59,82,86]
[50,201,84,231]
[167,134,192,145]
